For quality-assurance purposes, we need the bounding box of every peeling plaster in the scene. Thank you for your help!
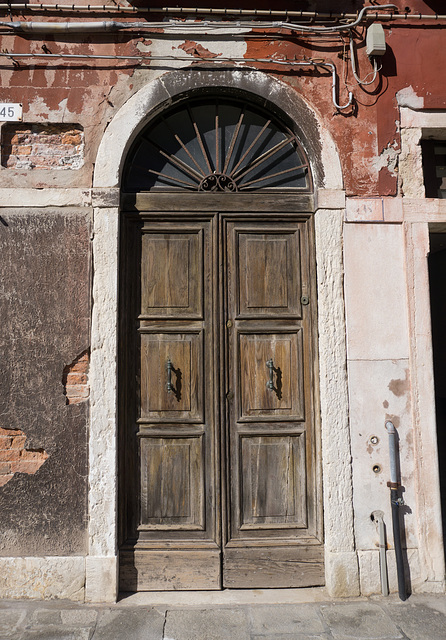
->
[139,36,248,71]
[178,41,220,59]
[371,140,399,177]
[396,86,424,110]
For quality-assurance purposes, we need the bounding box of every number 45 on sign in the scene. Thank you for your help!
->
[0,103,23,121]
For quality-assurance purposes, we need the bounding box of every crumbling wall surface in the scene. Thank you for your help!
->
[0,1,444,200]
[0,209,91,556]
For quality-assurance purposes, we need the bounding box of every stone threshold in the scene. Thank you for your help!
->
[117,587,333,607]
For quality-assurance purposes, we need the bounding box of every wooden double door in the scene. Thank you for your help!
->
[119,197,323,590]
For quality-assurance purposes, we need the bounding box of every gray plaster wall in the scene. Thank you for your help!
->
[0,208,91,556]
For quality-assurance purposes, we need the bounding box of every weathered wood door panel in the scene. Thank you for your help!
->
[120,217,221,591]
[119,212,323,591]
[223,219,323,587]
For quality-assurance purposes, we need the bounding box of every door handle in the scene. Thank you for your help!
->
[266,358,274,390]
[166,358,173,392]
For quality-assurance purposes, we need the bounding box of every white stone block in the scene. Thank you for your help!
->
[89,207,119,559]
[0,188,91,208]
[345,198,403,222]
[315,210,355,556]
[358,548,421,597]
[400,106,446,129]
[0,557,85,601]
[346,198,384,222]
[344,223,410,361]
[85,556,118,603]
[317,189,345,209]
[324,550,360,597]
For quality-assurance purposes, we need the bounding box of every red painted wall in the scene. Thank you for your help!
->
[0,0,444,195]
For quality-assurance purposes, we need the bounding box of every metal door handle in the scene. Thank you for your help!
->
[166,358,173,392]
[266,359,274,390]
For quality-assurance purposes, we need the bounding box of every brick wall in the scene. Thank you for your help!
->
[1,124,84,170]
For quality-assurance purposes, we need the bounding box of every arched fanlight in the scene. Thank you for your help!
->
[123,97,311,192]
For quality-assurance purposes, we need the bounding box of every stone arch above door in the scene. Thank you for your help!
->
[93,67,342,191]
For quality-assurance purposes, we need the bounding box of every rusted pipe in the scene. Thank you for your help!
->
[386,420,407,601]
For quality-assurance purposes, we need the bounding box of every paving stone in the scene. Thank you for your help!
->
[92,608,164,640]
[382,594,446,617]
[251,635,330,640]
[0,609,27,637]
[164,608,250,640]
[378,602,446,640]
[31,610,63,625]
[248,605,325,635]
[61,609,98,626]
[320,603,403,639]
[0,632,21,640]
[17,629,91,640]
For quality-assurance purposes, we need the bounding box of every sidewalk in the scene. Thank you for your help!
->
[1,591,446,640]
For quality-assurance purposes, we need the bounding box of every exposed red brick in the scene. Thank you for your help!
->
[0,427,24,436]
[71,358,89,373]
[63,350,90,405]
[66,372,88,385]
[1,123,84,170]
[20,449,48,461]
[10,460,45,474]
[67,396,88,405]
[11,144,31,156]
[0,428,48,487]
[0,435,13,449]
[0,449,21,462]
[61,134,82,145]
[65,385,90,398]
[10,436,27,449]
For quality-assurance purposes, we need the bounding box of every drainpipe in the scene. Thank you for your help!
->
[386,420,407,601]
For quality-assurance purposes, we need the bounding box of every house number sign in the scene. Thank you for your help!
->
[0,103,23,121]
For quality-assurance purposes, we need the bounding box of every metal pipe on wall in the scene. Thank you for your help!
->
[0,52,354,111]
[0,6,398,35]
[386,420,407,601]
[0,4,445,21]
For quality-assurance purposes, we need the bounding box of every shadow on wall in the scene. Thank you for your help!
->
[428,234,446,568]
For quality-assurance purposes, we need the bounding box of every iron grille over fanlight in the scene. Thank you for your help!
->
[123,97,311,192]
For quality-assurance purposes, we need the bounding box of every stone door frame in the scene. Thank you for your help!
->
[87,67,357,602]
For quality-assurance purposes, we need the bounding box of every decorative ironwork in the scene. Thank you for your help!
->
[199,173,238,192]
[124,97,311,192]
